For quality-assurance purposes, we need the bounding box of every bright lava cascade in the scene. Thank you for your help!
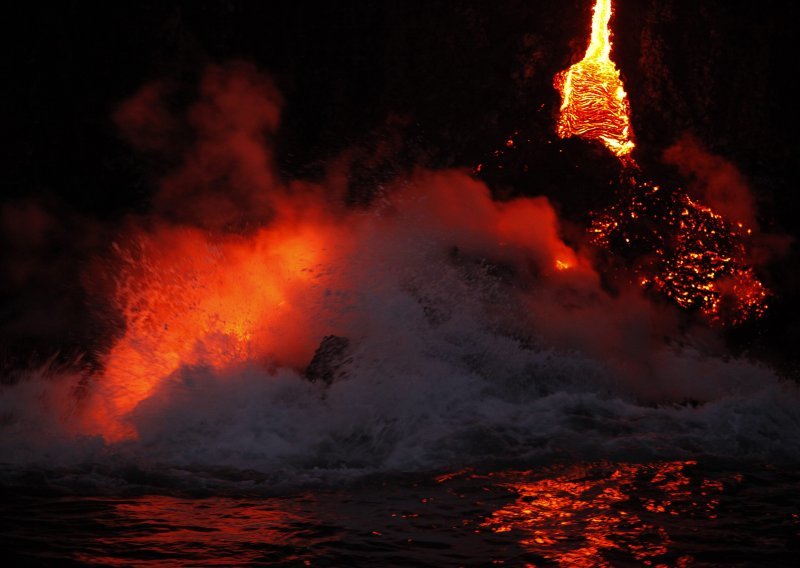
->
[554,0,635,160]
[554,0,768,324]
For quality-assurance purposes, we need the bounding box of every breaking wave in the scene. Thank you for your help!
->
[2,239,798,494]
[2,63,798,494]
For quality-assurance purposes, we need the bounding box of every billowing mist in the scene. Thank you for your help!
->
[1,63,799,492]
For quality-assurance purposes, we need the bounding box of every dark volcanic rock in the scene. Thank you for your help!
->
[304,335,352,385]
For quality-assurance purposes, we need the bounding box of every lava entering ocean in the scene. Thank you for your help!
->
[4,7,800,566]
[70,62,600,441]
[0,6,787,465]
[554,0,769,325]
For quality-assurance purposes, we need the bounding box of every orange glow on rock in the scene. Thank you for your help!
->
[590,179,769,325]
[554,0,635,160]
[551,3,768,325]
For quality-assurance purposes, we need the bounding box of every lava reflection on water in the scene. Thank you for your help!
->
[481,461,721,567]
[2,462,799,565]
[75,494,328,566]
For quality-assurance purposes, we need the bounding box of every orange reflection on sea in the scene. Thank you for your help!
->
[481,461,723,567]
[75,494,326,566]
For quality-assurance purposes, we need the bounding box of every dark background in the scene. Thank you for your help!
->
[3,1,799,370]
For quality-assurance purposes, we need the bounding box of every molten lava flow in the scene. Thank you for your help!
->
[554,0,635,160]
[551,1,769,324]
[590,179,768,325]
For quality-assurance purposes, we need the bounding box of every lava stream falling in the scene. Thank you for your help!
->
[553,0,769,325]
[554,0,635,160]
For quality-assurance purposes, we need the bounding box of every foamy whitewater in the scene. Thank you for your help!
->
[1,63,799,494]
[1,209,798,493]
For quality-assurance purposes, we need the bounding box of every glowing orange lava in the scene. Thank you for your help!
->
[554,0,635,160]
[590,179,768,324]
[86,209,352,441]
[552,1,768,324]
[79,165,587,440]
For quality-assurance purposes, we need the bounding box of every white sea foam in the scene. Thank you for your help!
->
[2,171,798,489]
[1,250,798,484]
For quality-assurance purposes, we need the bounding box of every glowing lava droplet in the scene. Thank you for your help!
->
[554,0,635,160]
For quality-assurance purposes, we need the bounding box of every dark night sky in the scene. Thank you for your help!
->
[4,0,800,368]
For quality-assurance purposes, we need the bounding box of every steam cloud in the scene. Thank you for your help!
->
[663,134,757,230]
[1,63,798,482]
[663,133,792,265]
